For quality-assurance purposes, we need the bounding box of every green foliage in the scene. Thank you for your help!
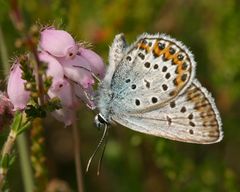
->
[18,52,61,120]
[25,104,47,119]
[25,98,61,119]
[0,0,240,192]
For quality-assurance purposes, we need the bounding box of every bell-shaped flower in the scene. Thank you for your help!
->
[48,78,74,109]
[7,61,30,110]
[78,47,105,79]
[48,79,77,126]
[58,55,95,89]
[40,28,78,59]
[38,51,64,88]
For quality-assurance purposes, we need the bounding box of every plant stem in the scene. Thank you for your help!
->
[27,37,45,106]
[0,130,16,188]
[17,133,34,192]
[72,112,84,192]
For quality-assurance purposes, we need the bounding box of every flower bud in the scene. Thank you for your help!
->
[7,62,30,110]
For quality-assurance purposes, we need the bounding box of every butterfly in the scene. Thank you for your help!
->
[94,33,223,145]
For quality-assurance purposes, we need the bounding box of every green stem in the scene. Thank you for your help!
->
[0,24,34,191]
[0,130,16,188]
[17,134,34,192]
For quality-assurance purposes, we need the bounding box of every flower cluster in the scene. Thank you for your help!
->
[7,27,105,126]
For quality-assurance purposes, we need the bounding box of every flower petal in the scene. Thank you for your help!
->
[39,51,64,88]
[40,28,78,59]
[59,55,95,89]
[7,62,30,110]
[79,47,105,79]
[48,79,73,108]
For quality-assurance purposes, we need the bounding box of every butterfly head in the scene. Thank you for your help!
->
[95,113,108,129]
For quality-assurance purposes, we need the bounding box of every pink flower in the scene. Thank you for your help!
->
[79,47,105,79]
[7,61,30,110]
[58,55,95,89]
[6,27,106,126]
[40,28,78,59]
[38,51,65,89]
[48,79,74,108]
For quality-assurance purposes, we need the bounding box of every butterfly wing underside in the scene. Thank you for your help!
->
[112,80,223,144]
[110,33,196,112]
[104,34,127,84]
[100,33,223,144]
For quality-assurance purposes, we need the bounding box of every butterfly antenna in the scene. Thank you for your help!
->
[86,124,108,172]
[97,128,108,175]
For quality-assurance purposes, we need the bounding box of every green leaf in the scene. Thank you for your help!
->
[17,121,31,135]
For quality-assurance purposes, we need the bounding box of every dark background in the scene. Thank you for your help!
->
[0,0,240,191]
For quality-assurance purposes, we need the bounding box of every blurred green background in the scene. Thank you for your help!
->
[1,0,240,191]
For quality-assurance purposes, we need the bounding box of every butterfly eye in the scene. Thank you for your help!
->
[94,114,107,129]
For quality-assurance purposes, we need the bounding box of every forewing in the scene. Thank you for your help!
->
[104,34,127,84]
[110,33,196,112]
[111,80,223,144]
